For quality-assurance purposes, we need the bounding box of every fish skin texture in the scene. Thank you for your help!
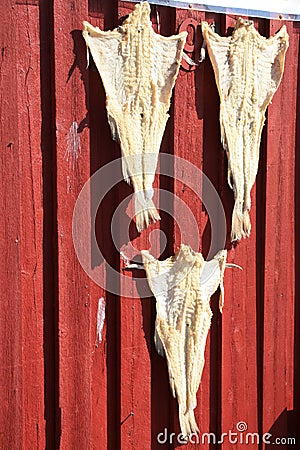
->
[202,19,289,241]
[142,244,227,437]
[82,2,187,232]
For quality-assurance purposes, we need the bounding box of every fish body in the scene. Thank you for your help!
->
[83,2,187,231]
[142,245,227,437]
[202,19,289,241]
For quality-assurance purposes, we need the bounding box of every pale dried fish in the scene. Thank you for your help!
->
[202,19,289,241]
[83,2,187,231]
[142,245,227,437]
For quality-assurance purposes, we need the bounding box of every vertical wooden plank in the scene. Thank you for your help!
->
[0,1,45,448]
[262,20,297,443]
[173,7,223,449]
[87,2,119,449]
[16,3,45,448]
[220,14,259,449]
[221,239,258,449]
[119,288,152,450]
[0,2,22,447]
[150,6,180,448]
[88,41,110,450]
[53,0,101,446]
[151,8,179,448]
[174,7,206,257]
[173,10,207,448]
[292,20,300,446]
[201,11,225,450]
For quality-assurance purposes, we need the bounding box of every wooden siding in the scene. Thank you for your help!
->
[0,1,299,448]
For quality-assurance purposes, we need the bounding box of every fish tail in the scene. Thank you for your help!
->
[179,406,200,438]
[134,190,160,232]
[231,201,251,241]
[167,366,176,398]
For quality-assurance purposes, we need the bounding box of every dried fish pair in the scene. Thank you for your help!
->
[83,5,289,242]
[83,1,187,232]
[202,19,289,241]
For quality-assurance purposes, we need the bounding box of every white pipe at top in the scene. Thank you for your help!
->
[127,0,300,21]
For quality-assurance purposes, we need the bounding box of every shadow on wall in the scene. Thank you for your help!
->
[265,409,298,448]
[68,30,90,133]
[40,0,60,447]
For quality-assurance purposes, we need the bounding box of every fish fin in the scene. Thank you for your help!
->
[226,263,243,270]
[167,366,176,398]
[107,118,130,184]
[154,327,165,357]
[182,52,197,66]
[219,271,225,313]
[231,205,251,241]
[107,114,120,143]
[121,157,131,185]
[134,191,160,232]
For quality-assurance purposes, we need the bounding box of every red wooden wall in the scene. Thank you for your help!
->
[0,1,299,449]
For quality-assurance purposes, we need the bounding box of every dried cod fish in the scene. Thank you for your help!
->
[82,2,187,232]
[141,245,227,437]
[202,19,289,241]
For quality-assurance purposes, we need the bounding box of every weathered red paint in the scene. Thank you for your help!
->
[261,20,298,447]
[1,1,45,448]
[0,1,299,449]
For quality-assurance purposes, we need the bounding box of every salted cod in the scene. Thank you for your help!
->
[142,245,227,437]
[202,19,289,241]
[83,2,187,232]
